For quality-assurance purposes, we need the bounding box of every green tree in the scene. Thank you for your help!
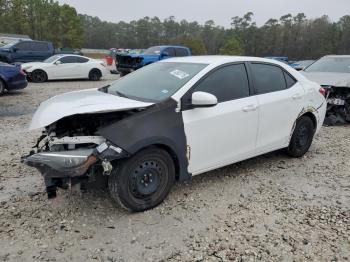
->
[183,38,207,55]
[219,37,243,55]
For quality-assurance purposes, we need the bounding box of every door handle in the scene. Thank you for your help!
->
[292,93,302,100]
[242,104,258,112]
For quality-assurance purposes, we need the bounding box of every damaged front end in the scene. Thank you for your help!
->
[22,112,134,199]
[116,54,144,73]
[323,86,350,125]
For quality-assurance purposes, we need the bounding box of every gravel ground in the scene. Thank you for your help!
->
[0,74,349,261]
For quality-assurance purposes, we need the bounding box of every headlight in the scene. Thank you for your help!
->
[22,66,32,70]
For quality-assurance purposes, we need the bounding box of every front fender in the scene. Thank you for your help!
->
[98,99,190,181]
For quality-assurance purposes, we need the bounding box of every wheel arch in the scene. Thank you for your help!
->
[124,140,186,182]
[289,108,318,144]
[299,110,317,131]
[89,68,102,76]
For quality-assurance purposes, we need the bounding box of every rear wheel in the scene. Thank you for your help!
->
[88,69,102,81]
[0,79,5,95]
[108,148,175,212]
[31,70,47,83]
[287,116,315,157]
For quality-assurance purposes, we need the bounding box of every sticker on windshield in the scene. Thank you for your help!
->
[161,89,169,94]
[170,70,190,80]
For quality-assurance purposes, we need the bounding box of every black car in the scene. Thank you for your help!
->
[0,62,28,95]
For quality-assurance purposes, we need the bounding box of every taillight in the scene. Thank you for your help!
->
[319,87,326,97]
[20,69,26,76]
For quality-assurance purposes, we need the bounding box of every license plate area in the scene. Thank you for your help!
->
[328,98,345,105]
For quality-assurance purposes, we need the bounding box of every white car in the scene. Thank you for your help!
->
[21,54,107,83]
[23,56,327,212]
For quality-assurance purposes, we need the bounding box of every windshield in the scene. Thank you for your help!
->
[305,57,350,73]
[107,62,208,102]
[143,46,161,55]
[0,42,15,49]
[43,55,62,63]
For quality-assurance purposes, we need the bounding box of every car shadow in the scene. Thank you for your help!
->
[67,149,288,214]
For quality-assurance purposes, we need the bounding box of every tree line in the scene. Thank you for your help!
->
[1,0,350,60]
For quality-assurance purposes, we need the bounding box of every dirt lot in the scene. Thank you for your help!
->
[0,74,349,262]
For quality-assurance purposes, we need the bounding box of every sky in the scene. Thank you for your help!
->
[57,0,350,27]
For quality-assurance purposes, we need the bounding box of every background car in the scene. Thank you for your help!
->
[24,56,326,212]
[21,54,107,83]
[0,62,27,95]
[116,45,191,76]
[301,55,350,125]
[0,40,54,63]
[290,60,315,71]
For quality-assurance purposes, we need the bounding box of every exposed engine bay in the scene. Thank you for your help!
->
[324,86,350,125]
[23,109,143,198]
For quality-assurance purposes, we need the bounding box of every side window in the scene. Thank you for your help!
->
[284,72,297,88]
[193,64,250,103]
[175,48,188,57]
[163,48,175,57]
[59,56,77,64]
[32,42,49,51]
[15,42,32,51]
[76,57,89,63]
[251,63,286,94]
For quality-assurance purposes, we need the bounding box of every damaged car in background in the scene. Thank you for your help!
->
[302,55,350,125]
[116,45,191,76]
[23,56,326,212]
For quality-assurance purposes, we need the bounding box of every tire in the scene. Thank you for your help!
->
[119,71,128,77]
[286,116,315,158]
[31,70,47,83]
[108,148,175,212]
[0,79,5,95]
[88,69,102,81]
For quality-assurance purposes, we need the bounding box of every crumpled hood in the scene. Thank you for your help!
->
[301,72,350,87]
[30,88,153,130]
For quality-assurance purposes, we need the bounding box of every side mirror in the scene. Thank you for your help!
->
[161,51,170,57]
[191,91,218,108]
[54,60,62,65]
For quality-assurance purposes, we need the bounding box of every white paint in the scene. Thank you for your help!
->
[29,88,153,130]
[21,54,108,80]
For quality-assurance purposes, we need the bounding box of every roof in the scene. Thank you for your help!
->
[161,55,288,65]
[324,55,350,58]
[156,45,189,49]
[0,33,31,39]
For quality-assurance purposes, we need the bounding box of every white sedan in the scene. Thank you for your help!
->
[24,56,327,212]
[21,54,107,83]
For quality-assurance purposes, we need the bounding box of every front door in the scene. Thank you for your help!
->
[182,63,259,175]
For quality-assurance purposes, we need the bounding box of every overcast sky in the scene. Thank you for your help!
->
[57,0,349,27]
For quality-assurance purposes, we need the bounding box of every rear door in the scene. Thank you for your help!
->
[249,62,305,153]
[182,63,259,175]
[31,42,51,61]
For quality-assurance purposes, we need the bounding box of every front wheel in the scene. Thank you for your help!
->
[31,70,47,83]
[108,148,175,212]
[286,116,315,158]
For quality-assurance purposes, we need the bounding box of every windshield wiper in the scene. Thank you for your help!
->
[116,91,129,99]
[98,85,110,93]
